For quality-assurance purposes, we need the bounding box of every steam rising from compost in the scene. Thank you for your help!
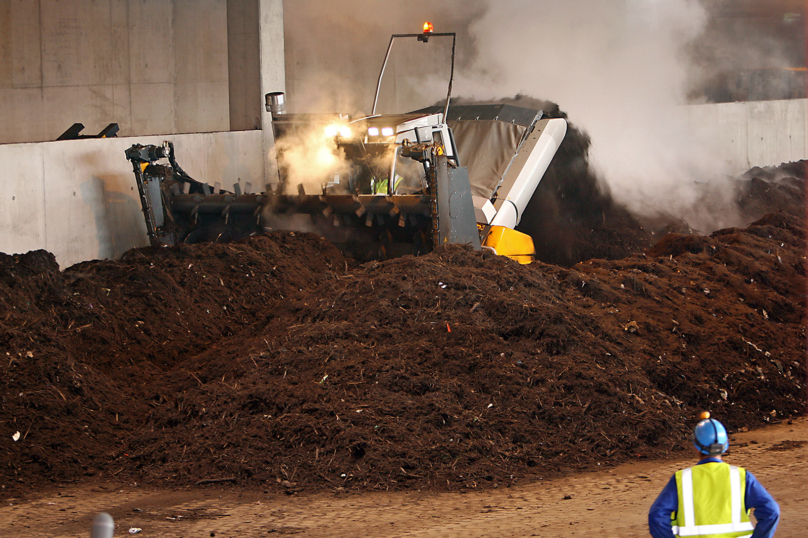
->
[452,0,740,231]
[686,3,806,102]
[274,124,351,194]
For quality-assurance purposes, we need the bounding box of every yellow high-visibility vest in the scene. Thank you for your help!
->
[672,463,755,537]
[372,175,403,195]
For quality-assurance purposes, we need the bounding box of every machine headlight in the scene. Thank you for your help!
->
[368,127,380,136]
[325,124,351,138]
[381,127,395,137]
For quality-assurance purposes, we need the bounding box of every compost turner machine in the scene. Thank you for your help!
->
[125,25,567,263]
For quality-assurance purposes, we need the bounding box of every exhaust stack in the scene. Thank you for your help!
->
[265,92,286,117]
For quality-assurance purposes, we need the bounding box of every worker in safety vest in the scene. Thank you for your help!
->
[648,412,780,538]
[371,174,404,195]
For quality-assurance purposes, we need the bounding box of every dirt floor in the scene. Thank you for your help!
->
[0,158,806,534]
[1,417,805,537]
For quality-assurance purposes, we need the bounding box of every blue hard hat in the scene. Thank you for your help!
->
[693,418,729,455]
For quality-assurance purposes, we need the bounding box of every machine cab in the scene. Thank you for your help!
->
[357,113,458,196]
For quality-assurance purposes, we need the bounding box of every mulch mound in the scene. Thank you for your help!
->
[0,164,805,496]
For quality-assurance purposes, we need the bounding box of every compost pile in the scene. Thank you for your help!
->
[1,163,805,496]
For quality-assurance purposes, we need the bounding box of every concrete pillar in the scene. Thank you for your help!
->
[227,0,261,131]
[259,0,286,187]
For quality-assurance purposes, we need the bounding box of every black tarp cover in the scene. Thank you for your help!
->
[447,120,526,199]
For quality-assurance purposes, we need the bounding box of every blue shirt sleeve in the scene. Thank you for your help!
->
[746,471,780,538]
[648,475,678,538]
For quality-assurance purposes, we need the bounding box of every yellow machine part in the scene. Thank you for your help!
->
[482,226,535,264]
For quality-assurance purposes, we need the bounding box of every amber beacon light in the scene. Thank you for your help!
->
[423,22,433,33]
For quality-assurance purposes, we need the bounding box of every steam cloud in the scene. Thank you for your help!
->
[451,0,738,231]
[686,5,806,102]
[274,124,350,194]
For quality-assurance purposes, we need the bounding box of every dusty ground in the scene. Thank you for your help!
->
[1,417,805,537]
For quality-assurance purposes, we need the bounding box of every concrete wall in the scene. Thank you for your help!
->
[0,0,230,144]
[259,0,285,185]
[0,130,263,269]
[0,0,286,269]
[688,98,807,175]
[227,0,261,131]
